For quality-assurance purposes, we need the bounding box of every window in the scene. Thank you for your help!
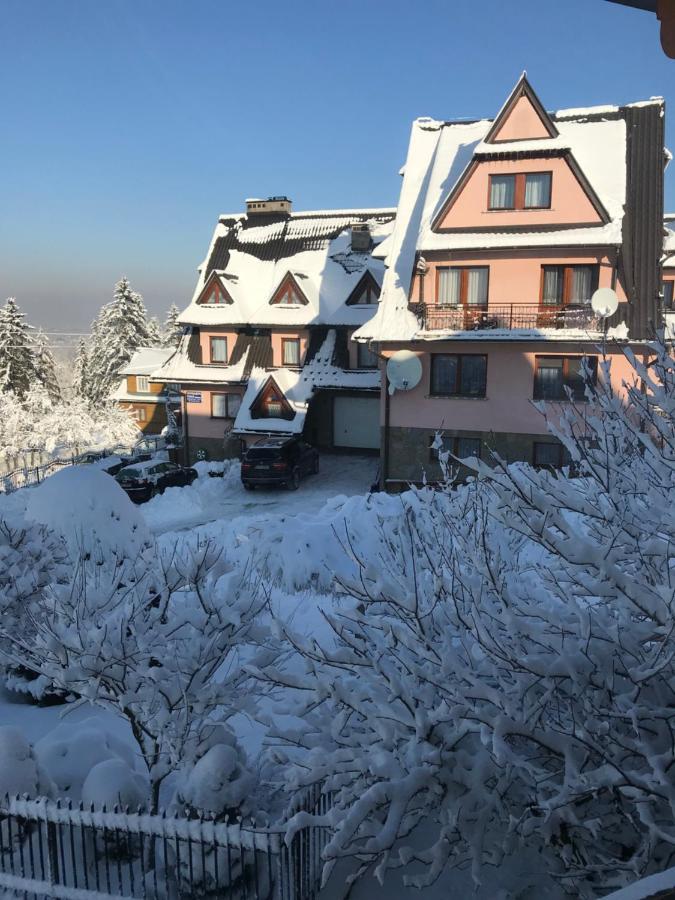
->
[211,393,241,418]
[348,273,380,305]
[134,407,147,423]
[431,435,482,461]
[533,356,597,401]
[430,354,487,397]
[210,336,228,364]
[357,343,379,369]
[282,338,301,366]
[271,274,307,306]
[663,280,674,310]
[541,265,599,307]
[136,376,149,393]
[437,267,489,307]
[488,172,552,210]
[533,441,564,469]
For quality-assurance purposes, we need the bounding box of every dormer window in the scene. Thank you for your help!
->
[270,273,309,306]
[488,172,552,210]
[346,271,381,306]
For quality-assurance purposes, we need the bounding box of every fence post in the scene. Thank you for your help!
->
[47,819,59,885]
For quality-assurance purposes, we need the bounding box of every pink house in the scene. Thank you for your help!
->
[152,198,395,462]
[354,75,667,487]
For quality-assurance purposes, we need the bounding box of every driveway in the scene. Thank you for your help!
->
[143,453,379,536]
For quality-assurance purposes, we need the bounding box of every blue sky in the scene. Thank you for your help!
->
[1,0,673,330]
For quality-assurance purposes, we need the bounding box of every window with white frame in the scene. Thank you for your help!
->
[136,376,149,392]
[282,339,301,366]
[211,393,241,418]
[210,337,228,364]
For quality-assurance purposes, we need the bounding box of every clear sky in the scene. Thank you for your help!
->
[1,0,673,331]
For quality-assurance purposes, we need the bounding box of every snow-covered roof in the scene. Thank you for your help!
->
[118,347,175,376]
[111,381,167,403]
[178,210,395,328]
[232,329,379,435]
[356,92,660,343]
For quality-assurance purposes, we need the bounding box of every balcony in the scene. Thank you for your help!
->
[415,303,602,333]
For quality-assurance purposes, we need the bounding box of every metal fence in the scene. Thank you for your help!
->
[0,787,331,900]
[415,302,602,333]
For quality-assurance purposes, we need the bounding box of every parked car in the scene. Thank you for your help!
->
[115,460,198,503]
[241,437,319,491]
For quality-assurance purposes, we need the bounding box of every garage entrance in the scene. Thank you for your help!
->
[333,396,380,450]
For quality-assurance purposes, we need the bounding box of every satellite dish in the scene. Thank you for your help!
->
[386,351,422,395]
[591,287,619,319]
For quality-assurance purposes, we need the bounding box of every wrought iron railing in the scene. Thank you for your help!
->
[414,303,602,333]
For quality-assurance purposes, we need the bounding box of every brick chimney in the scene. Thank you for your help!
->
[351,222,372,252]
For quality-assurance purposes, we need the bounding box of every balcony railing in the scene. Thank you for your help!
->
[414,303,602,333]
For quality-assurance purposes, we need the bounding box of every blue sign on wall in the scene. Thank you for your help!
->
[186,392,202,403]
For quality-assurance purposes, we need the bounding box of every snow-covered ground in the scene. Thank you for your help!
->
[143,453,379,536]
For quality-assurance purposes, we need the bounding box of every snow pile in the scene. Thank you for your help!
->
[0,726,54,798]
[34,719,139,801]
[177,725,253,819]
[81,759,149,810]
[25,465,153,562]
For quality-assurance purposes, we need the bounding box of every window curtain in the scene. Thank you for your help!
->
[542,268,563,306]
[466,268,488,306]
[227,394,241,417]
[490,176,515,209]
[283,341,300,365]
[438,269,461,304]
[569,267,594,305]
[212,395,227,417]
[211,338,227,362]
[524,173,551,208]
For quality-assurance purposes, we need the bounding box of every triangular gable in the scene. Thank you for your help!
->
[346,271,381,306]
[269,272,310,306]
[484,73,558,144]
[432,151,610,232]
[250,375,296,421]
[196,271,234,305]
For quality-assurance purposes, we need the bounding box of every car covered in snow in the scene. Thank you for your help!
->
[115,459,198,502]
[240,437,319,491]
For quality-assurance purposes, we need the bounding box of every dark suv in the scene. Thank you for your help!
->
[115,460,198,502]
[241,437,319,491]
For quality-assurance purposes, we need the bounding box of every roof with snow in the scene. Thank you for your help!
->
[231,329,379,436]
[178,209,395,328]
[355,75,664,343]
[118,347,175,376]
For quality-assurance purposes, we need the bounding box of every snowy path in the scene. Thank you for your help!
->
[142,453,379,536]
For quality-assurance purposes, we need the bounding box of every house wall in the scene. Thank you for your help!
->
[182,384,246,462]
[492,95,551,142]
[118,401,167,435]
[664,265,675,294]
[126,375,164,396]
[198,330,240,365]
[436,156,603,230]
[379,341,640,486]
[409,248,627,305]
[270,330,309,367]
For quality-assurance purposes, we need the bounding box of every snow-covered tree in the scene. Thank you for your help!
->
[33,330,61,402]
[85,277,153,405]
[0,534,274,814]
[0,297,35,399]
[259,338,675,897]
[162,304,183,348]
[71,337,89,398]
[146,316,163,347]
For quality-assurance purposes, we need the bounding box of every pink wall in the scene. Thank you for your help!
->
[437,157,602,230]
[199,330,239,365]
[492,95,551,142]
[381,342,640,436]
[270,330,309,367]
[410,249,626,305]
[183,385,245,439]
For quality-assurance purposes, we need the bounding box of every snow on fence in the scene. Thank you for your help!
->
[0,786,331,900]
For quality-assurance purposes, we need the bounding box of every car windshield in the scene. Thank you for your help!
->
[118,469,142,479]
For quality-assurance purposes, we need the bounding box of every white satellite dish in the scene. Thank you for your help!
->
[591,287,619,319]
[386,350,422,395]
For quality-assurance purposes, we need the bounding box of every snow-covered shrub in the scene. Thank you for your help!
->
[175,724,254,821]
[81,759,150,811]
[25,465,153,563]
[259,339,675,897]
[34,720,139,802]
[0,726,54,798]
[1,537,276,814]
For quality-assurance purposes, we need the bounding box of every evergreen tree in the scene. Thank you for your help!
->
[162,304,183,348]
[33,330,61,402]
[146,316,163,347]
[0,298,36,400]
[72,338,89,398]
[86,277,152,405]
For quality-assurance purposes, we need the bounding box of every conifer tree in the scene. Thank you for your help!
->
[85,277,152,405]
[33,330,61,402]
[72,338,89,398]
[146,316,163,347]
[0,298,36,400]
[162,304,183,348]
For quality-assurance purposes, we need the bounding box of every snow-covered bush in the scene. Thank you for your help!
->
[0,536,275,814]
[81,759,150,811]
[0,726,54,798]
[259,339,675,897]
